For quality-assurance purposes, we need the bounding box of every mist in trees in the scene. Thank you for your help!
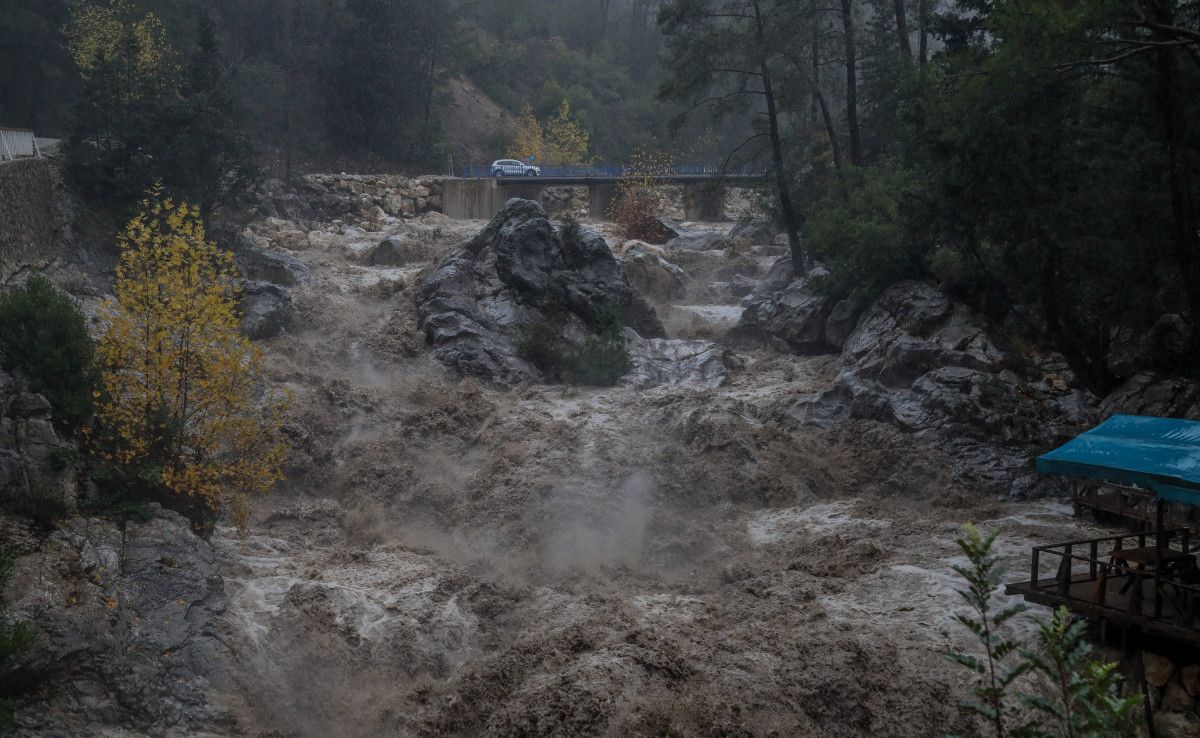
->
[657,0,1199,387]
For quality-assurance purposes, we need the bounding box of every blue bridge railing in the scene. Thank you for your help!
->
[459,162,760,178]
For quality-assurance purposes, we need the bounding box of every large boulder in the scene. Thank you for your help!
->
[786,281,1096,497]
[416,199,664,384]
[239,280,295,340]
[234,241,310,286]
[728,261,839,354]
[620,243,688,302]
[729,217,778,246]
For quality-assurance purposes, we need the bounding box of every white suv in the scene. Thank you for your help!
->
[491,159,540,177]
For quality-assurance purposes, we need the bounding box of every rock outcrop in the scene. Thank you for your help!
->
[417,199,664,384]
[1101,371,1200,418]
[0,369,75,515]
[6,508,230,736]
[785,281,1095,496]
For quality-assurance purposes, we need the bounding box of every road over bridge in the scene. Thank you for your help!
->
[439,173,768,221]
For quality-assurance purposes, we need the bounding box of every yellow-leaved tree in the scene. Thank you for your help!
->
[67,0,173,102]
[509,103,545,163]
[95,188,288,527]
[544,99,590,166]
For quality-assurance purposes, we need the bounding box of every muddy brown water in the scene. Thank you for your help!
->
[212,211,1116,737]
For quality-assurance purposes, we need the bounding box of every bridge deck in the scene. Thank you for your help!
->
[470,174,768,185]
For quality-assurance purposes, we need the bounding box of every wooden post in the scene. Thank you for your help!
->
[1157,500,1167,557]
[1031,547,1040,588]
[1090,540,1098,580]
[1059,545,1073,595]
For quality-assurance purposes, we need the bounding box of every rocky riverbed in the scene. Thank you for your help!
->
[6,178,1200,736]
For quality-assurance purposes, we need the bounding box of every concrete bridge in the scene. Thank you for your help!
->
[439,174,767,222]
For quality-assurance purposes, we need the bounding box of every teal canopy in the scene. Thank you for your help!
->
[1036,414,1200,506]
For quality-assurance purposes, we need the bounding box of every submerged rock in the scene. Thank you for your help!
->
[624,330,734,388]
[416,199,663,384]
[239,280,295,340]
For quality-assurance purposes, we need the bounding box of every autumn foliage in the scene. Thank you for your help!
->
[508,99,591,167]
[93,189,287,525]
[610,149,673,243]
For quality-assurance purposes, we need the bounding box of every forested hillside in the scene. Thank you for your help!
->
[0,0,687,175]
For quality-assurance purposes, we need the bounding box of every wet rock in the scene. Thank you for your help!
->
[620,243,687,302]
[1101,371,1200,419]
[8,508,230,735]
[656,216,693,240]
[239,280,295,340]
[729,216,777,245]
[0,370,76,513]
[623,331,733,388]
[785,281,1095,497]
[416,199,663,384]
[369,234,411,266]
[1107,314,1193,379]
[729,274,758,298]
[666,231,732,252]
[825,298,864,350]
[235,241,310,286]
[729,264,837,354]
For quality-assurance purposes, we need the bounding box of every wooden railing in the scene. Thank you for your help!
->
[1027,528,1200,626]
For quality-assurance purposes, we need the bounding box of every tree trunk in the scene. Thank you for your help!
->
[918,0,928,65]
[815,87,844,182]
[893,0,912,60]
[752,0,807,273]
[1148,0,1200,343]
[840,0,863,166]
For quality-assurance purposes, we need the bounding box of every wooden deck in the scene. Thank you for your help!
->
[1006,528,1200,647]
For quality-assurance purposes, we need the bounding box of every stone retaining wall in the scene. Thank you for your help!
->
[0,158,69,283]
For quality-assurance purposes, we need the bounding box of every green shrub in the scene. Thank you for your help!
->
[948,524,1140,738]
[3,472,71,529]
[518,305,631,387]
[0,276,95,427]
[808,162,930,301]
[571,308,632,386]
